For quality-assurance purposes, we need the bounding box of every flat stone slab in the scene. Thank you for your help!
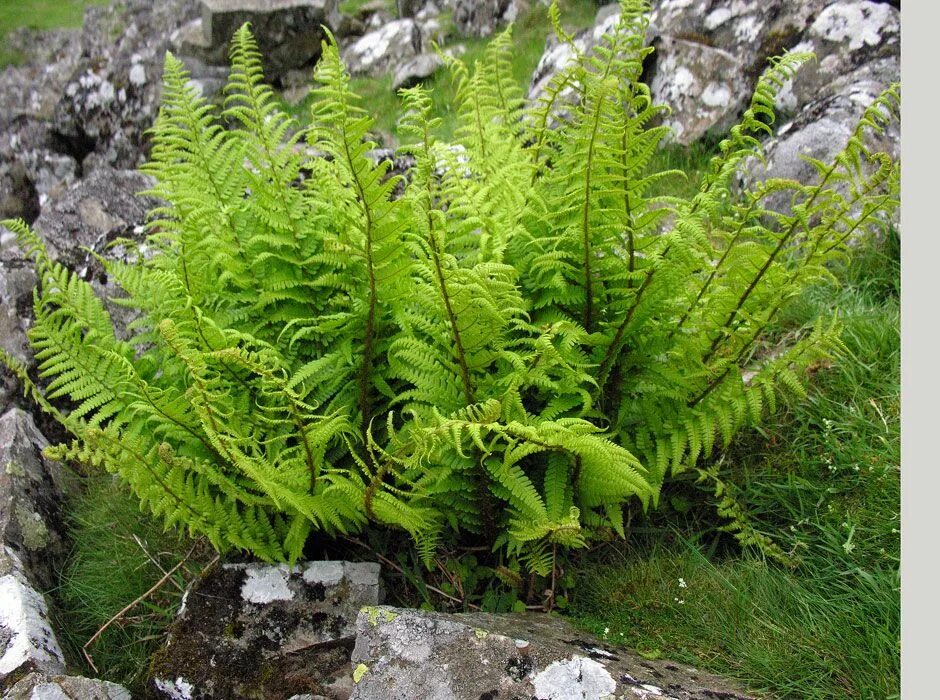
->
[148,560,381,699]
[350,607,758,700]
[2,671,131,699]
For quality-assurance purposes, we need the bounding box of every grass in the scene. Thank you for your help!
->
[47,474,214,695]
[0,0,107,66]
[571,229,901,699]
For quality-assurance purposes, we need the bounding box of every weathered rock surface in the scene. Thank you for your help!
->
[0,409,73,592]
[31,167,157,276]
[0,121,79,219]
[647,35,748,145]
[648,0,827,81]
[0,550,66,690]
[341,19,423,77]
[52,0,201,170]
[0,259,37,368]
[527,4,623,102]
[0,408,75,689]
[182,0,337,81]
[2,672,131,700]
[392,52,445,90]
[148,561,382,699]
[350,607,758,699]
[453,0,525,38]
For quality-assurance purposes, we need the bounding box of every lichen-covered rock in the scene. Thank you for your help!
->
[647,35,748,145]
[31,167,157,277]
[649,0,826,82]
[527,4,630,102]
[0,28,83,125]
[341,19,422,77]
[452,0,525,39]
[53,0,201,170]
[0,409,73,592]
[392,52,445,90]
[0,552,66,690]
[0,121,79,218]
[776,0,900,113]
[148,561,382,699]
[744,59,900,218]
[350,607,758,699]
[0,260,37,374]
[2,671,131,699]
[182,0,337,81]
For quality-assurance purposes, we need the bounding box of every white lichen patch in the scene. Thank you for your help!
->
[810,2,897,52]
[701,82,731,108]
[153,676,195,700]
[240,565,293,604]
[26,683,71,700]
[0,570,65,676]
[302,560,344,586]
[531,656,616,700]
[704,8,731,31]
[129,63,147,87]
[629,683,680,699]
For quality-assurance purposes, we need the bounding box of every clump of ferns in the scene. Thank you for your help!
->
[1,0,899,600]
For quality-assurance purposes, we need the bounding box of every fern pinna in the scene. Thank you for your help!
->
[1,2,899,573]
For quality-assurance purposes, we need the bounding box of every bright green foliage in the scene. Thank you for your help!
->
[0,2,900,570]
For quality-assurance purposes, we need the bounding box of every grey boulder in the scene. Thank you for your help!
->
[148,560,382,699]
[350,607,757,699]
[2,672,131,700]
[647,35,749,145]
[182,0,337,81]
[341,19,422,77]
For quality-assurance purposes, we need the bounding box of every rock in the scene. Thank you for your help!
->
[0,262,36,367]
[31,167,157,277]
[184,0,337,81]
[0,164,38,225]
[2,672,131,699]
[649,0,826,82]
[52,0,201,170]
[148,560,382,699]
[0,120,79,216]
[0,407,74,689]
[177,54,231,100]
[396,0,424,17]
[0,29,83,125]
[349,607,757,699]
[341,19,422,77]
[0,408,73,592]
[777,0,900,113]
[392,52,444,90]
[527,4,627,102]
[745,59,900,217]
[0,551,66,690]
[647,35,749,145]
[453,0,526,39]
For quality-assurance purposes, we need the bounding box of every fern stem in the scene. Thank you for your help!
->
[580,84,609,333]
[669,198,759,341]
[428,212,476,405]
[703,165,837,363]
[341,126,379,447]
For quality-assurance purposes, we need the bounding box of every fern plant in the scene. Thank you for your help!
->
[0,1,899,576]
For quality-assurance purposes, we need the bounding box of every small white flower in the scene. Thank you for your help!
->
[603,627,610,635]
[678,578,687,588]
